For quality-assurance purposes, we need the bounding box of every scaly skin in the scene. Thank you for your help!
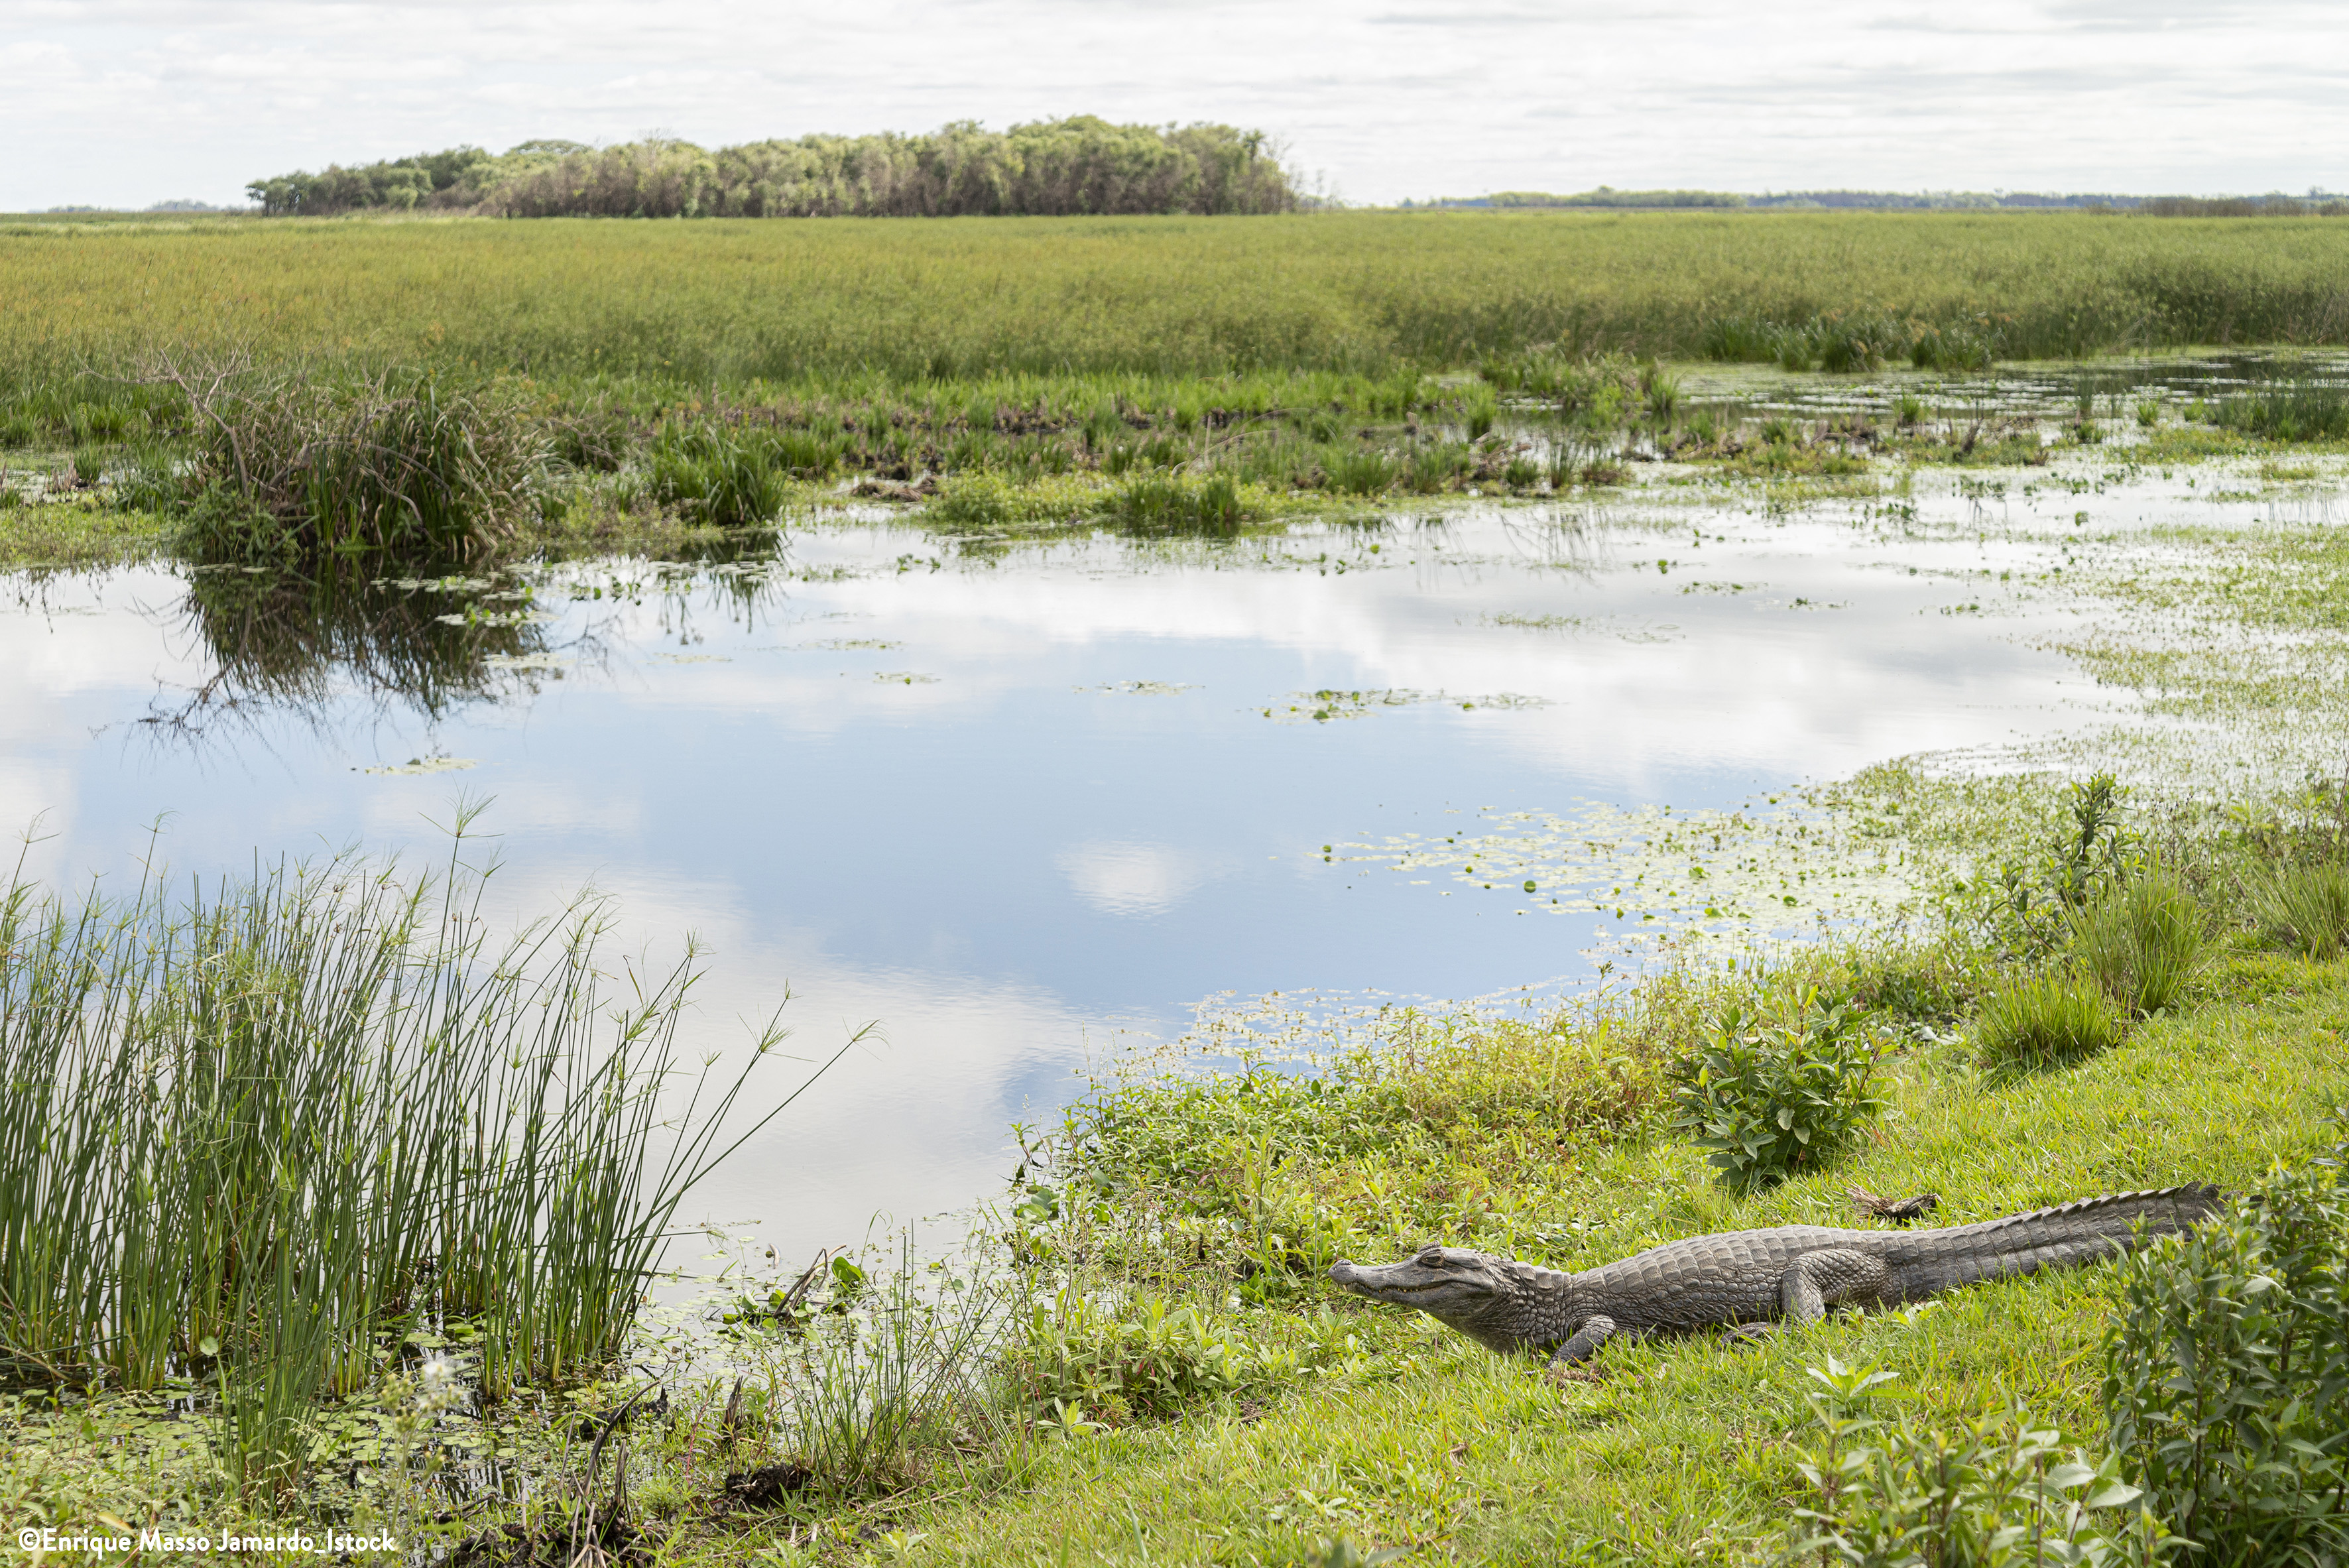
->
[1328,1183,2223,1366]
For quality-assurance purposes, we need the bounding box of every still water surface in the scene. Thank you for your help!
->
[3,501,2090,1258]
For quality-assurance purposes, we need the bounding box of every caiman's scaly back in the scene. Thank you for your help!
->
[1329,1183,2223,1368]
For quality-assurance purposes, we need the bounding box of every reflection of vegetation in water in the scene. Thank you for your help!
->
[165,566,552,727]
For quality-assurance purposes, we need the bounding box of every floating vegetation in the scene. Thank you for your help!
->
[357,755,477,776]
[485,652,572,671]
[1323,792,1952,939]
[873,671,939,684]
[648,652,731,664]
[1078,680,1196,695]
[1261,688,1551,723]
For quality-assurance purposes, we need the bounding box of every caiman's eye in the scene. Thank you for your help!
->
[1415,1246,1447,1267]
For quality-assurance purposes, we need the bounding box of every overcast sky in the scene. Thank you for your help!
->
[5,0,2344,211]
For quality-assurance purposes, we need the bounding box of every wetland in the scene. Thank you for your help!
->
[4,211,2349,1565]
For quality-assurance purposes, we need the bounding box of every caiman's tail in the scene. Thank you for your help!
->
[1897,1183,2225,1294]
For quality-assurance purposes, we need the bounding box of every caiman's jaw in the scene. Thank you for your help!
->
[1330,1245,1527,1349]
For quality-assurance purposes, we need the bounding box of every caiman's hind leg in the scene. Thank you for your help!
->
[1727,1248,1892,1347]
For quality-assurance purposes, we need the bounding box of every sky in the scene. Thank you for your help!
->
[4,0,2346,211]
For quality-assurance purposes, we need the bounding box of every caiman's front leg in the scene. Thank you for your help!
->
[1547,1313,1618,1368]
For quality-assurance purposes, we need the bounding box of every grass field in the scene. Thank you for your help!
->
[7,210,2349,387]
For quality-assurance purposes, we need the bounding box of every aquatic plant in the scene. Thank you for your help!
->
[147,357,550,563]
[2203,376,2349,441]
[0,819,813,1496]
[1101,470,1260,535]
[19,212,2349,391]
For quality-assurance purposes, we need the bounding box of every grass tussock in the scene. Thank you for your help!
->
[1972,974,2125,1067]
[2067,873,2206,1016]
[152,357,551,563]
[2254,861,2349,959]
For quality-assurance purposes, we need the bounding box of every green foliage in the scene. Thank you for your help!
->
[1972,975,2124,1067]
[1323,447,1398,495]
[2104,1157,2349,1566]
[1970,774,2145,955]
[1670,985,1888,1187]
[1789,1357,2179,1567]
[770,1258,1013,1498]
[2254,862,2349,959]
[245,143,536,214]
[24,212,2349,389]
[2067,873,2204,1016]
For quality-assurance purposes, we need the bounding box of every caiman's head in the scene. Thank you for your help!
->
[1329,1244,1573,1355]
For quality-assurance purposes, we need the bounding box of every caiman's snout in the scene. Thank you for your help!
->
[1329,1258,1365,1292]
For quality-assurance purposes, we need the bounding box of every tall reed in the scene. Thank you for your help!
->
[0,815,813,1496]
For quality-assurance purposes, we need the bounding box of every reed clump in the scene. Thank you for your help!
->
[149,357,550,563]
[0,820,803,1498]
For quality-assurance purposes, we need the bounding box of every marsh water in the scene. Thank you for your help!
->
[0,479,2204,1262]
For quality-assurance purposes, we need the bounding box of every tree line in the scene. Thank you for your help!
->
[247,119,1301,219]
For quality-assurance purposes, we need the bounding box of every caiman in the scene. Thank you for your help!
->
[1328,1183,2222,1368]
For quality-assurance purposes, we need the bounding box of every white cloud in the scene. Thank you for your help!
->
[5,0,2346,209]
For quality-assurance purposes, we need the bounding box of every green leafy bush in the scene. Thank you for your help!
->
[2068,873,2204,1016]
[1972,975,2122,1067]
[2253,862,2349,960]
[1791,1357,2177,1567]
[1670,985,1886,1187]
[1003,1294,1261,1427]
[2104,1159,2349,1566]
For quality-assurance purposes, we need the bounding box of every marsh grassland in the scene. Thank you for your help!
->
[3,210,2349,1567]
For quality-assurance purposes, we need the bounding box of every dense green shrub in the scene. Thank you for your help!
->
[2104,1160,2349,1566]
[2253,863,2349,959]
[1791,1358,2177,1567]
[2069,873,2204,1016]
[1972,975,2122,1067]
[1670,985,1886,1187]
